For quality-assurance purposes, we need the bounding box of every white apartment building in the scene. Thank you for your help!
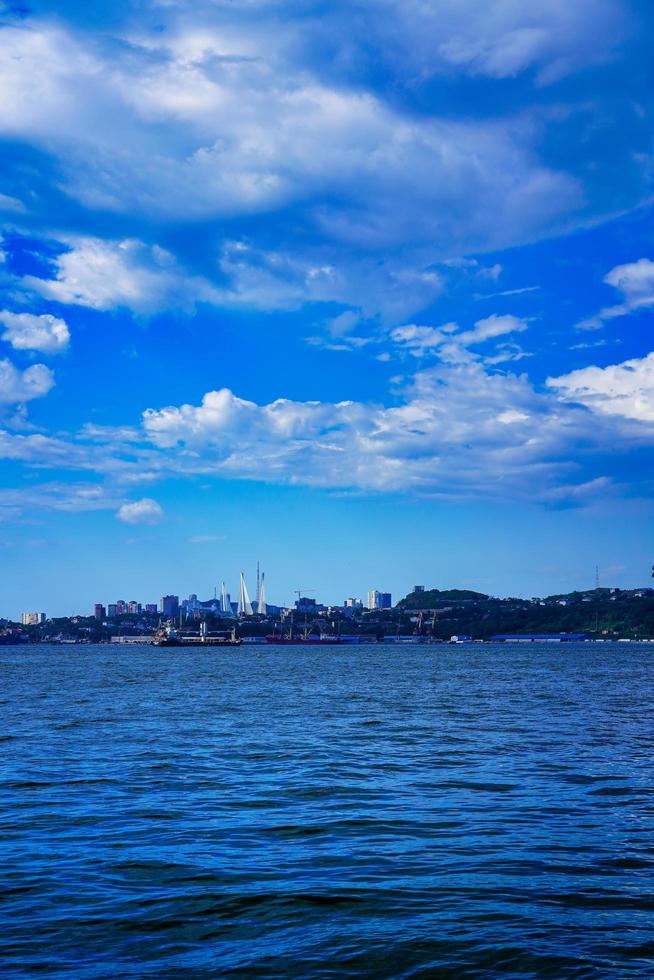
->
[21,612,46,625]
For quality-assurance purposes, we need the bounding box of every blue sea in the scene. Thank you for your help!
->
[2,643,654,978]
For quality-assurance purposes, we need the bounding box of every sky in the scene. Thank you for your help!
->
[1,0,654,617]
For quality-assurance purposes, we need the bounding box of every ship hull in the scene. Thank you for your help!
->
[154,638,242,647]
[265,637,349,645]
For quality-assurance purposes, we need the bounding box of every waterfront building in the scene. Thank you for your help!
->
[93,604,106,620]
[491,633,589,643]
[21,612,45,625]
[160,595,179,618]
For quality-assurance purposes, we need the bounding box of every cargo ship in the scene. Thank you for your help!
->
[153,621,241,647]
[265,634,351,645]
[0,632,28,645]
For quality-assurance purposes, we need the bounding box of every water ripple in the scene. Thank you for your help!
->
[1,642,654,977]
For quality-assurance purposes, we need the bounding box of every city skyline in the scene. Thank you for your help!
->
[1,2,654,614]
[4,532,651,620]
[9,555,654,623]
[10,567,398,622]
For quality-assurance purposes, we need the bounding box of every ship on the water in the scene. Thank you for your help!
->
[265,634,354,645]
[0,631,28,645]
[265,614,358,645]
[153,621,241,647]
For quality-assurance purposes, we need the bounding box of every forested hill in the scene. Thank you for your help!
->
[396,587,654,639]
[397,589,489,607]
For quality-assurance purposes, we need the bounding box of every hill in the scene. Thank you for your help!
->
[398,588,489,609]
[393,587,654,639]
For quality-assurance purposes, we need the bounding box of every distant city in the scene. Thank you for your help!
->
[92,578,393,623]
[17,567,398,628]
[7,578,654,646]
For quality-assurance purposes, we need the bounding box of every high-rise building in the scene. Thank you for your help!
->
[145,604,157,614]
[344,597,363,608]
[181,594,200,614]
[160,595,179,618]
[116,600,127,615]
[367,590,392,610]
[107,604,118,618]
[127,601,141,615]
[413,585,425,593]
[21,612,45,625]
[94,604,106,620]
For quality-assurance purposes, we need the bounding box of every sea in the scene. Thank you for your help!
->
[2,642,654,978]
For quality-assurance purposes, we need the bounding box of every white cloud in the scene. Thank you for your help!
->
[391,314,528,358]
[0,425,169,481]
[139,363,619,500]
[0,429,109,470]
[0,482,122,519]
[0,193,26,213]
[0,19,583,258]
[604,258,654,302]
[24,237,218,315]
[457,314,528,345]
[0,311,70,353]
[22,233,442,324]
[116,497,165,524]
[483,342,533,365]
[369,0,624,84]
[576,258,654,330]
[216,240,445,323]
[304,334,371,353]
[0,359,54,403]
[127,1,624,88]
[2,353,652,516]
[390,323,452,356]
[548,352,654,422]
[0,7,642,327]
[143,387,361,450]
[327,310,361,337]
[498,409,530,424]
[477,285,540,300]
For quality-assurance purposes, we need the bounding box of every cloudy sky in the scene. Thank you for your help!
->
[1,0,654,615]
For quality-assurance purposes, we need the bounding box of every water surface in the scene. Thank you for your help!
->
[2,643,654,977]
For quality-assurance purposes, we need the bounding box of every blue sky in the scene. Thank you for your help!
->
[1,0,654,616]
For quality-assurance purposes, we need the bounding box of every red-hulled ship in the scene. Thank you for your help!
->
[265,634,350,645]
